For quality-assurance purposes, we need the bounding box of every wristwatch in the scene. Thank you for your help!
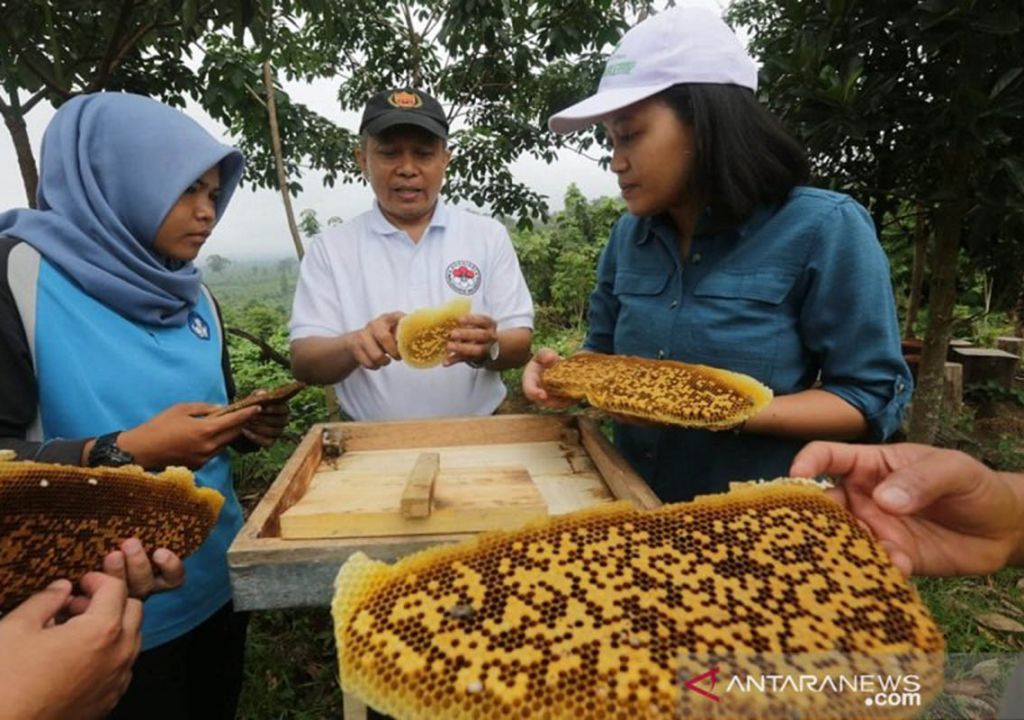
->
[87,431,135,467]
[467,341,500,369]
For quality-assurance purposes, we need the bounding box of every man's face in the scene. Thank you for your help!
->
[356,126,451,230]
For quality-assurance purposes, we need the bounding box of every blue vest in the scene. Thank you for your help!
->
[34,259,243,650]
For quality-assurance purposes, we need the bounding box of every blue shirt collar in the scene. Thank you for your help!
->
[636,205,774,245]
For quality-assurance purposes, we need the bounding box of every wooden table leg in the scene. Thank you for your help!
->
[342,690,368,720]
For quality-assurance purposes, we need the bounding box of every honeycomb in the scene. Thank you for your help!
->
[397,298,473,368]
[542,353,772,429]
[0,457,224,612]
[332,481,945,719]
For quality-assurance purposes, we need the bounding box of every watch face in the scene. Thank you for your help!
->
[488,342,500,361]
[89,434,135,467]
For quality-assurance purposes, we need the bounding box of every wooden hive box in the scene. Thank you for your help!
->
[227,414,660,611]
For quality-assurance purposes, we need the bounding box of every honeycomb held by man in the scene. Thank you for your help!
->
[397,297,473,368]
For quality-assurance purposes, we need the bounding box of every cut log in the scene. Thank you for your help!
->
[950,348,1019,389]
[995,336,1024,361]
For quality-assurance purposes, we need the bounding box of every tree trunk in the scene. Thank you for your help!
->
[903,203,928,338]
[908,162,970,443]
[1014,272,1024,337]
[3,106,39,208]
[263,61,304,261]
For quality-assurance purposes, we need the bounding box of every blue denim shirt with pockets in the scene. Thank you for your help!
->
[585,186,911,502]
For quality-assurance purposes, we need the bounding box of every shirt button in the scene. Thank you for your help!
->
[896,379,906,393]
[670,300,678,308]
[692,252,703,264]
[657,350,666,359]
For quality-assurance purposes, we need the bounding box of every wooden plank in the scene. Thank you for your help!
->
[577,416,662,510]
[335,414,571,451]
[233,421,325,545]
[996,336,1024,360]
[951,347,1019,388]
[400,452,439,518]
[279,465,548,539]
[944,361,963,411]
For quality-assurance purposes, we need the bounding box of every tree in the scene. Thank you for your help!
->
[0,0,261,207]
[729,0,1024,443]
[200,0,652,228]
[206,253,231,273]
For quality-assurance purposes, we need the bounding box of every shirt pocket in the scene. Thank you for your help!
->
[685,270,799,384]
[611,270,671,356]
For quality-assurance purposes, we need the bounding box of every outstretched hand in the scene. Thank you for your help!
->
[521,348,574,409]
[791,442,1024,577]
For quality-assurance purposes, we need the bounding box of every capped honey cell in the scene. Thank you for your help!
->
[332,480,945,719]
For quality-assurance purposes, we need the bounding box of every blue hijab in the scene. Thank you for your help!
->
[0,92,244,327]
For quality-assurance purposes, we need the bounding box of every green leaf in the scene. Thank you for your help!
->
[990,67,1023,99]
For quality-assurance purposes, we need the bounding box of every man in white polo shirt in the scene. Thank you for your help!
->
[289,87,534,420]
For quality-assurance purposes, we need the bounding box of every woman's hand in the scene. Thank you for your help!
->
[117,402,261,470]
[522,348,574,409]
[90,540,185,606]
[238,390,290,447]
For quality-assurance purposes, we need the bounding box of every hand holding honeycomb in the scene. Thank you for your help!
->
[0,457,223,612]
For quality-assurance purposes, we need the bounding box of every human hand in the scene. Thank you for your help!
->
[444,313,498,367]
[117,401,261,469]
[347,311,404,370]
[0,573,142,720]
[791,442,1024,577]
[236,389,290,447]
[522,348,574,409]
[88,540,185,605]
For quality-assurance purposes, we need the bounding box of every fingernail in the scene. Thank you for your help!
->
[108,552,125,568]
[877,485,911,510]
[123,538,142,556]
[153,548,170,564]
[48,579,70,590]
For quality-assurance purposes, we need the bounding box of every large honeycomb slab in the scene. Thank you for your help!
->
[542,353,772,429]
[397,298,472,368]
[0,456,223,612]
[332,481,944,719]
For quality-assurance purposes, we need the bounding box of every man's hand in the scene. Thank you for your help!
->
[0,574,142,720]
[791,442,1024,577]
[444,313,498,367]
[116,402,261,470]
[521,348,574,409]
[347,311,405,370]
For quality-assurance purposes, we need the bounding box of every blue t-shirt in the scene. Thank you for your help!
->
[33,260,243,650]
[586,187,911,502]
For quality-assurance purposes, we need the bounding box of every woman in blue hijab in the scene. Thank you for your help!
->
[0,92,289,719]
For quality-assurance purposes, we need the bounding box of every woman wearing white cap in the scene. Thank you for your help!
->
[523,6,911,502]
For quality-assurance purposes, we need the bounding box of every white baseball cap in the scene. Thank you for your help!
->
[548,6,757,134]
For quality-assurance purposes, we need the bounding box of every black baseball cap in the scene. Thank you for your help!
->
[359,88,448,140]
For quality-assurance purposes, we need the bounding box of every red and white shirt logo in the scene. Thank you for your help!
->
[445,260,482,295]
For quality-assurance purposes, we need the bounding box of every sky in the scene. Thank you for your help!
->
[0,0,727,263]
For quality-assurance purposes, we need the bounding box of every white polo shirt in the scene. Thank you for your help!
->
[289,201,534,420]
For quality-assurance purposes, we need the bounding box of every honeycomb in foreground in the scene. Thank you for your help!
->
[0,458,224,612]
[397,297,472,369]
[332,482,945,720]
[542,353,773,429]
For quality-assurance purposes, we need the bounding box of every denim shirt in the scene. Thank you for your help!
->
[586,187,912,502]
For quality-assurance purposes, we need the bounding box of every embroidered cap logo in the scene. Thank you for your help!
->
[388,91,423,109]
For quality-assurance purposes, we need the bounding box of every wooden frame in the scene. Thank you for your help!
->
[227,414,659,611]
